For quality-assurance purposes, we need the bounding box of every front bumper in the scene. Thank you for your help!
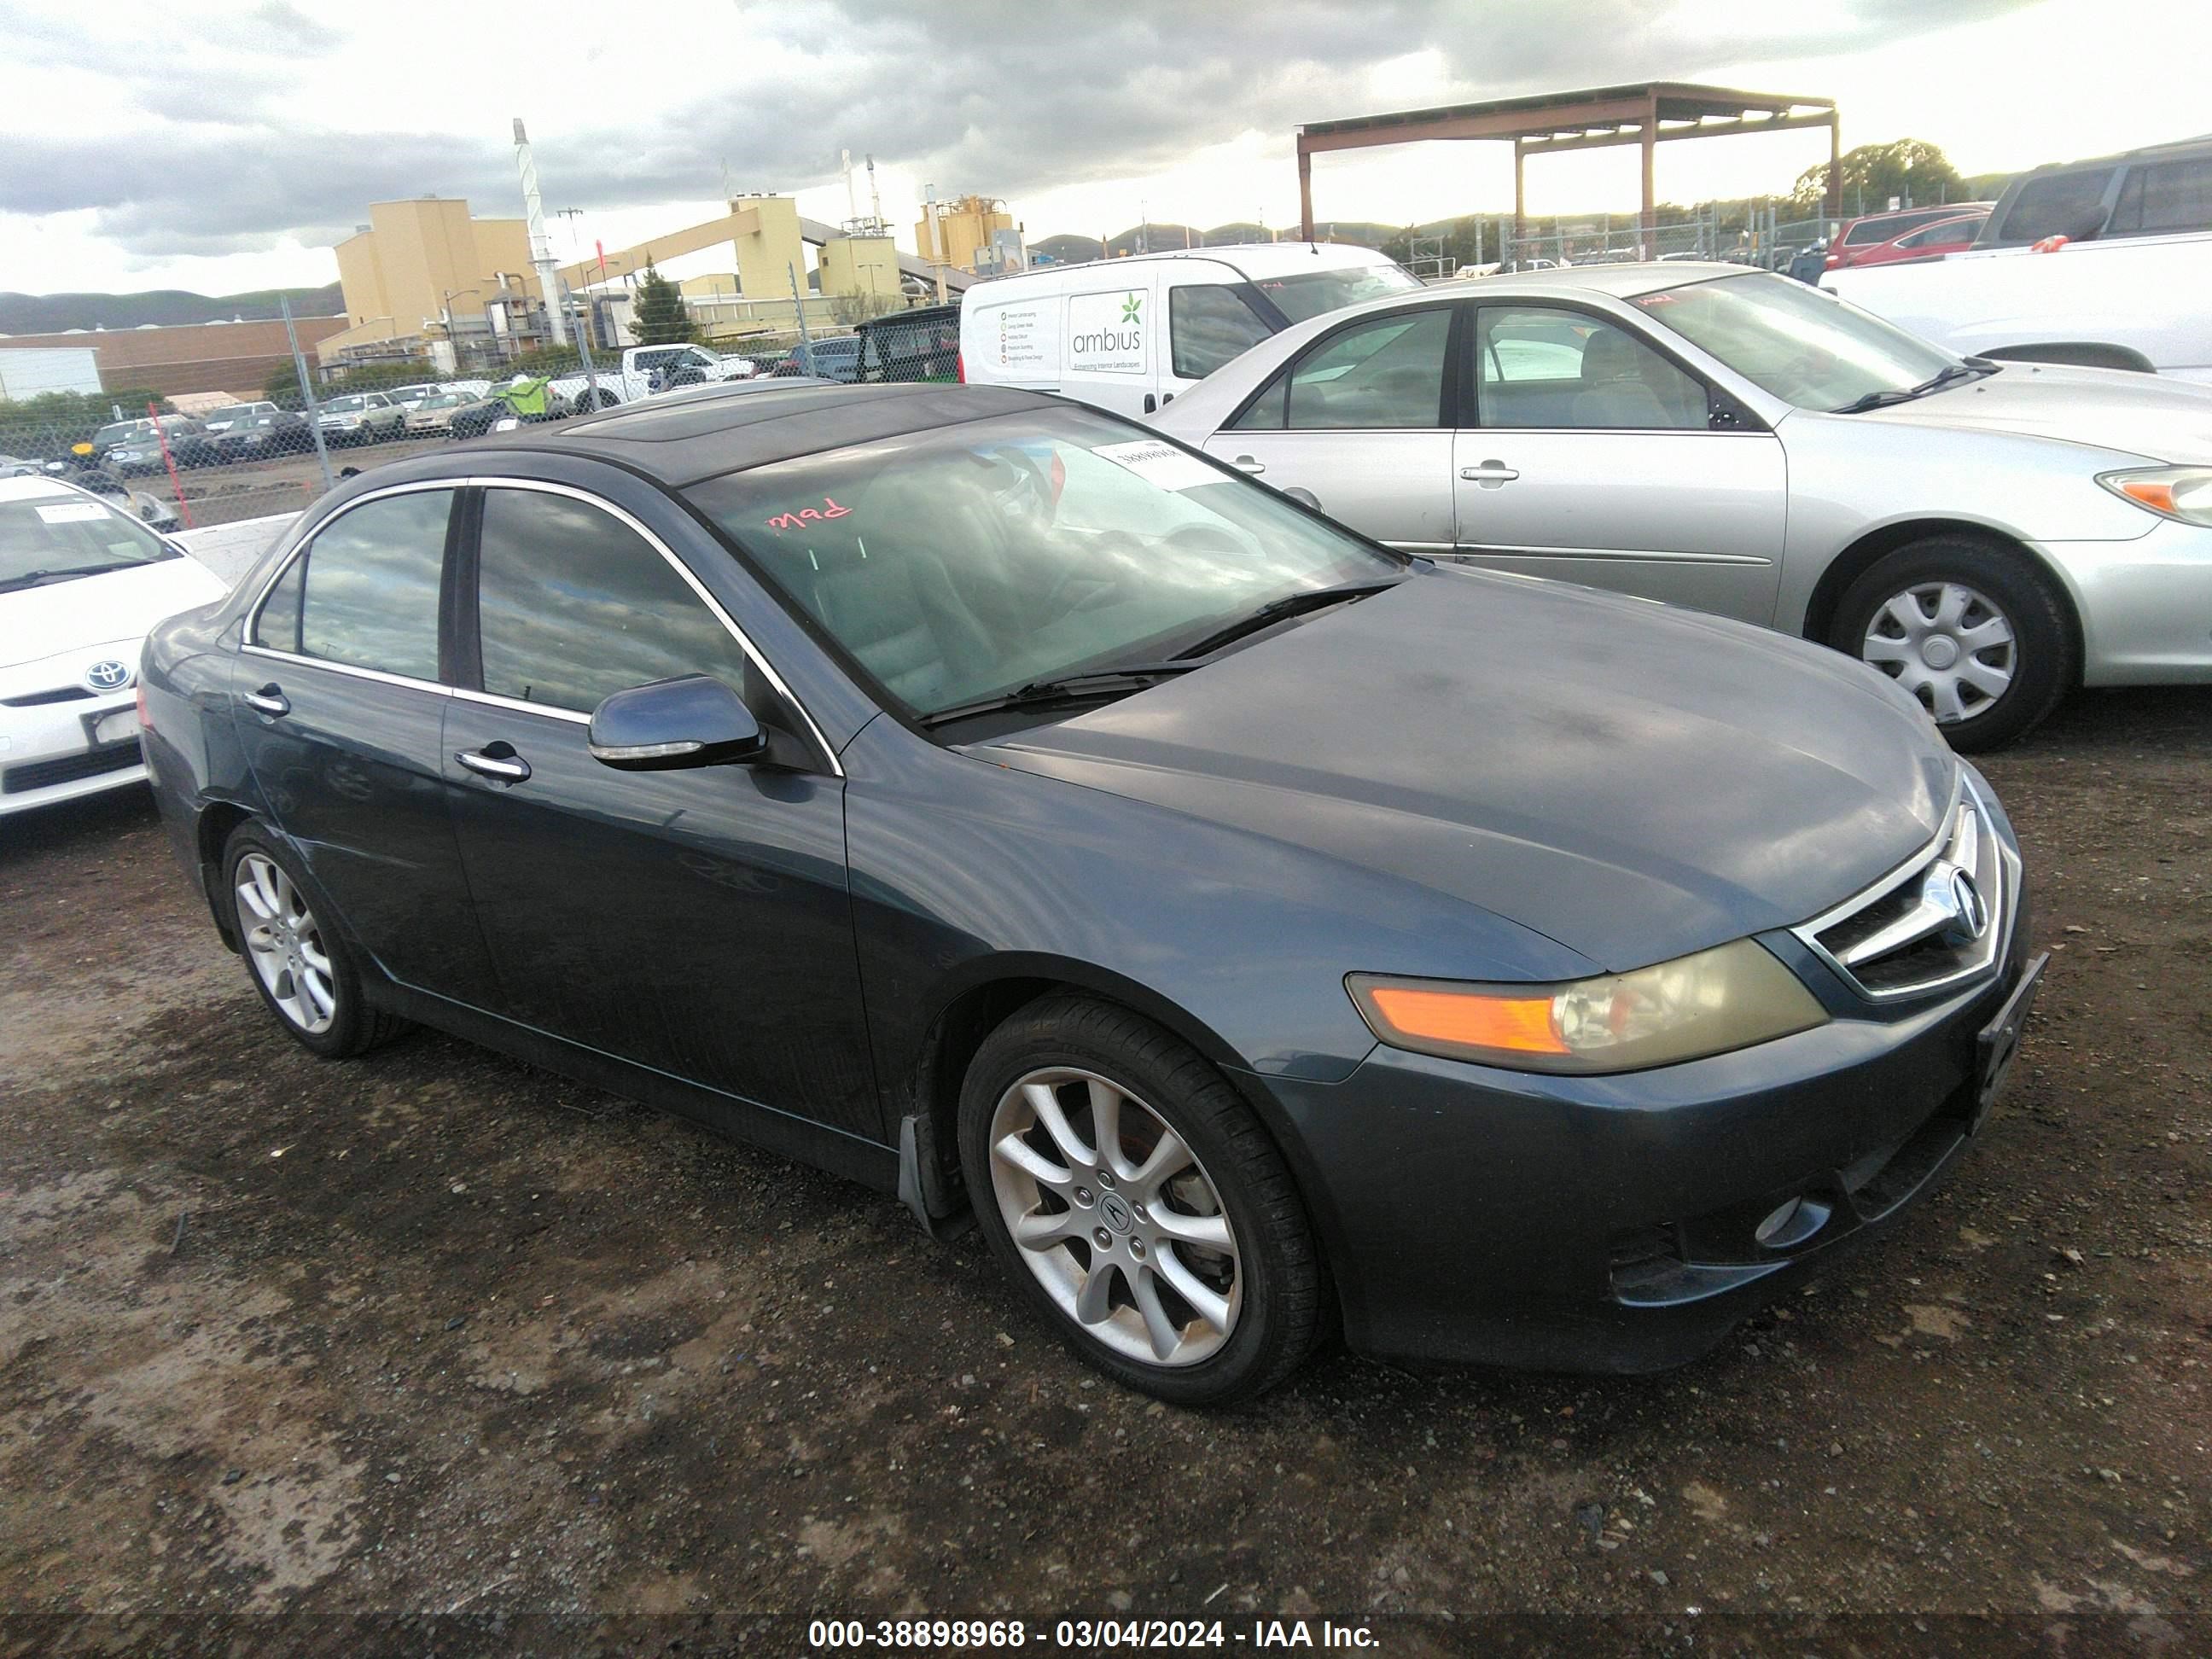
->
[0,690,145,813]
[2039,520,2212,685]
[1254,908,2037,1375]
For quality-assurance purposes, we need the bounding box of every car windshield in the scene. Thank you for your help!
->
[2,492,173,590]
[323,396,367,413]
[210,405,256,422]
[685,408,1400,721]
[1632,272,1960,410]
[95,422,145,445]
[1249,263,1421,323]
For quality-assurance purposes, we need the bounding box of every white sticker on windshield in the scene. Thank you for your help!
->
[36,502,109,524]
[1091,439,1224,492]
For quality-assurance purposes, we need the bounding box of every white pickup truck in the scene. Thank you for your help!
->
[548,342,757,412]
[1825,231,2212,384]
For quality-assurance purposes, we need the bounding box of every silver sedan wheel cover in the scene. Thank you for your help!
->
[988,1067,1243,1368]
[1860,580,2017,725]
[235,853,337,1035]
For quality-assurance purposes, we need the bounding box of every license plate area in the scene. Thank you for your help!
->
[90,707,142,747]
[1971,952,2047,1132]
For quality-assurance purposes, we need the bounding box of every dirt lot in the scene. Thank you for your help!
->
[2,688,2206,1643]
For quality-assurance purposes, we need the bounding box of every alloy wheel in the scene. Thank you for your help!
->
[235,853,337,1035]
[1860,579,2017,725]
[987,1067,1243,1367]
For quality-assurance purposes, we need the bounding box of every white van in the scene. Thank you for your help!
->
[960,243,1420,419]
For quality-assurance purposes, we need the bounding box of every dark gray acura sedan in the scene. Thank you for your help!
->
[142,383,2044,1404]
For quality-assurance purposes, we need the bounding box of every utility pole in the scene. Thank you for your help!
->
[513,119,568,346]
[788,263,813,350]
[280,294,334,492]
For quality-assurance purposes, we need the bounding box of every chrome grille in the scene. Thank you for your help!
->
[1795,781,2013,1002]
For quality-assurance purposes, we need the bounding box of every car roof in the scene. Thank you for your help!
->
[968,241,1394,295]
[464,382,1064,486]
[0,474,73,503]
[1451,260,1745,299]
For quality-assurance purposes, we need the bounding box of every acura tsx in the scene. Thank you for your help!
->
[141,383,2044,1404]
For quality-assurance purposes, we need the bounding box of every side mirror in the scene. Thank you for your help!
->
[587,675,769,771]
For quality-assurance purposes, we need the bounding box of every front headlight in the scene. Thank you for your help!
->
[1348,939,1827,1075]
[2098,467,2212,528]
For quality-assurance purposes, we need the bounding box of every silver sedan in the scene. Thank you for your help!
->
[1153,264,2212,749]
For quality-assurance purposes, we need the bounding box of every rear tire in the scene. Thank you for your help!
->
[1830,535,2074,752]
[958,995,1322,1406]
[223,826,405,1059]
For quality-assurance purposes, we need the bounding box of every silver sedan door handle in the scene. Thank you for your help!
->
[1230,454,1267,475]
[1459,461,1520,485]
[243,684,289,717]
[456,747,532,783]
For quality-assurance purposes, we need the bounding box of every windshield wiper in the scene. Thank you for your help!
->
[1174,578,1403,661]
[1831,358,1995,415]
[917,661,1200,730]
[0,562,136,593]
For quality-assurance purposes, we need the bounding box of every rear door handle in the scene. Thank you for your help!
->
[1231,455,1267,475]
[243,684,288,717]
[1459,462,1519,485]
[456,746,531,784]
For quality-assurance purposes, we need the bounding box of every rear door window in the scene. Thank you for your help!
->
[1996,168,2116,242]
[1277,309,1451,430]
[255,489,452,682]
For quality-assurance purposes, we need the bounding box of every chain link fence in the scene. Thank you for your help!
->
[0,291,977,533]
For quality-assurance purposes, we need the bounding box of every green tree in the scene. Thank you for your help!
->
[630,262,696,346]
[1789,140,1965,217]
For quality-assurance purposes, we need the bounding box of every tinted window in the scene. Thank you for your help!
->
[474,489,754,714]
[1475,307,1707,430]
[1997,168,2116,242]
[1281,309,1449,430]
[1168,284,1274,381]
[257,490,451,680]
[2111,157,2212,236]
[1896,218,1982,249]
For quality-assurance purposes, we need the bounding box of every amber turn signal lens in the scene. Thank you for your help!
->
[2118,480,2178,515]
[1364,984,1568,1056]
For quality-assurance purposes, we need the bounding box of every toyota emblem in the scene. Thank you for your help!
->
[84,659,132,692]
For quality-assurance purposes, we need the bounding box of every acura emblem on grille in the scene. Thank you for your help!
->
[1942,868,1989,944]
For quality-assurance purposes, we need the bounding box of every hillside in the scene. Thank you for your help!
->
[0,283,345,335]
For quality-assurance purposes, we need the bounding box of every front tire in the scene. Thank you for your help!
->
[223,827,404,1058]
[1831,535,2074,752]
[958,996,1322,1405]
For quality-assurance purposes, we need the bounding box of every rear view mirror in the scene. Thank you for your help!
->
[587,675,768,771]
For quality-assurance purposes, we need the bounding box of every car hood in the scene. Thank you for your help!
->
[983,567,1957,972]
[0,555,228,670]
[1848,363,2212,463]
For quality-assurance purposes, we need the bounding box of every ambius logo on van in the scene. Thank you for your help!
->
[1068,289,1145,370]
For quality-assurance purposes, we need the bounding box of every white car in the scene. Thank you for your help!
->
[1,476,227,814]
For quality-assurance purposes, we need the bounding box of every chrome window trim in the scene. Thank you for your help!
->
[450,686,591,726]
[240,642,454,700]
[1791,774,2017,1004]
[241,474,842,777]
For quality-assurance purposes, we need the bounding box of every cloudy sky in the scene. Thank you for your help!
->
[2,0,2206,298]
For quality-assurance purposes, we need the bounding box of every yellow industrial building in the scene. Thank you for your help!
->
[323,198,544,364]
[916,195,1016,275]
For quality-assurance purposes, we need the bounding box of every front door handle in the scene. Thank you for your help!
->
[1460,461,1519,486]
[456,745,532,784]
[243,684,289,718]
[1231,455,1267,475]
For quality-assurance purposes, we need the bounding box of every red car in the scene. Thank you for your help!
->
[1825,204,1993,270]
[1832,209,1993,269]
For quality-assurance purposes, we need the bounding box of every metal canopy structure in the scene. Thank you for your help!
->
[1295,82,1841,252]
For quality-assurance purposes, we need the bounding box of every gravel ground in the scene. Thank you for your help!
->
[1,687,2205,1643]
